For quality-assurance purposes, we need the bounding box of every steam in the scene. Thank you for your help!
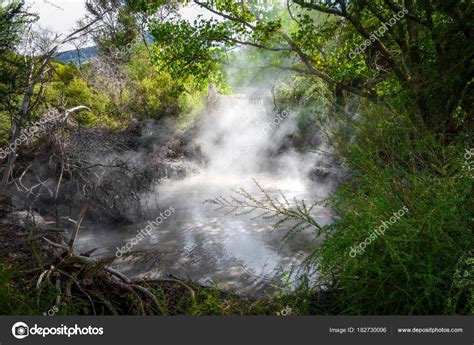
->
[73,50,340,293]
[195,98,290,174]
[193,90,335,203]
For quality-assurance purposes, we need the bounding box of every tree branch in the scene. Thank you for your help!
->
[222,36,291,52]
[293,0,344,16]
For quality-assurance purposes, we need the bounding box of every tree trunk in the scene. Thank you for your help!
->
[0,82,35,193]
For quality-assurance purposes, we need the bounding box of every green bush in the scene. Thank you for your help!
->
[318,110,473,314]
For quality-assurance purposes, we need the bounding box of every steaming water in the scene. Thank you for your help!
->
[75,96,337,295]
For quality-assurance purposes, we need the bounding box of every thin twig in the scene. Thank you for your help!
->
[67,199,90,253]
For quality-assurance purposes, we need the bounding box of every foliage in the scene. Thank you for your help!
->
[0,0,472,316]
[0,0,36,52]
[318,109,473,314]
[84,0,141,55]
[150,19,229,87]
[0,2,37,144]
[206,104,472,314]
[149,0,473,133]
[275,75,334,145]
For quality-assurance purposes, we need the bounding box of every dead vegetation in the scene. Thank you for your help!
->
[3,116,200,225]
[0,195,199,315]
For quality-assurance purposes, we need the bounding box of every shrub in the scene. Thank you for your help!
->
[319,110,473,314]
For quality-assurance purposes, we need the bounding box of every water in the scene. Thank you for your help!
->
[75,96,337,295]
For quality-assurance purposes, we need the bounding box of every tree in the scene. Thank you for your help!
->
[0,0,36,51]
[0,1,36,133]
[83,0,179,60]
[0,4,112,192]
[83,0,140,55]
[149,0,473,133]
[293,0,473,133]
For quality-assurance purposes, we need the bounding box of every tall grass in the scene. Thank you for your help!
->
[318,109,473,314]
[208,105,473,314]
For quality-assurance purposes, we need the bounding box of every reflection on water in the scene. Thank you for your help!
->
[75,97,337,295]
[75,172,333,295]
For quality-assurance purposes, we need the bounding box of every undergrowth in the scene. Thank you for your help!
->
[207,108,473,315]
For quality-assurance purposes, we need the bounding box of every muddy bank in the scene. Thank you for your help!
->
[4,118,203,225]
[1,97,344,304]
[0,195,252,315]
[0,197,338,315]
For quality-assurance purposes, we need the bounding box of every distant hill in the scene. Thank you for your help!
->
[55,46,97,64]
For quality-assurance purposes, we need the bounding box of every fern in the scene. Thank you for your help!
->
[204,178,329,241]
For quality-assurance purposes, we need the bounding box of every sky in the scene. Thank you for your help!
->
[20,0,216,51]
